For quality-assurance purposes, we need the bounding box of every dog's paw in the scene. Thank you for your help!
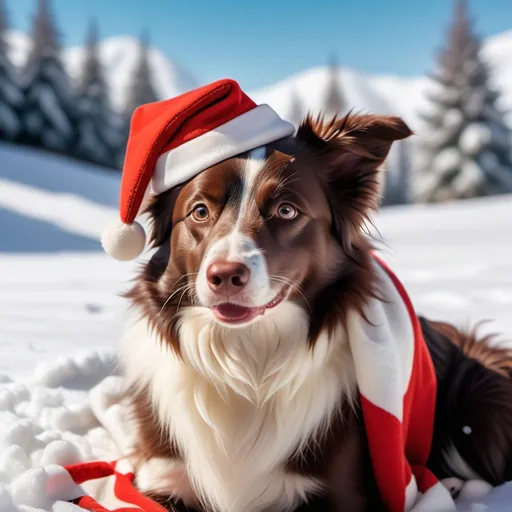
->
[135,457,198,508]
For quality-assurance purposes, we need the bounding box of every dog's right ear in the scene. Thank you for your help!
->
[144,186,182,248]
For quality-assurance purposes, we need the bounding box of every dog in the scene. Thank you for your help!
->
[420,318,512,488]
[105,79,454,512]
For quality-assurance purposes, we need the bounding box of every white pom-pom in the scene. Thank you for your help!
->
[101,218,146,261]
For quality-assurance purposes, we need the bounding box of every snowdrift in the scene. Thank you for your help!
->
[0,143,119,252]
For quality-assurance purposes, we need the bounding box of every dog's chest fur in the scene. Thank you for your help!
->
[121,302,357,512]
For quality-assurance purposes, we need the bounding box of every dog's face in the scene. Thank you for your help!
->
[129,114,411,345]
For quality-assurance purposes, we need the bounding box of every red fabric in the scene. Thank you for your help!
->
[66,461,167,512]
[120,78,256,224]
[365,254,438,510]
[66,460,116,484]
[360,394,408,511]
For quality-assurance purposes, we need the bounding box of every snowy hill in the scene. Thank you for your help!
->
[5,32,199,111]
[0,143,119,252]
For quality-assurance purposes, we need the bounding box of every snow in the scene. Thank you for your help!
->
[1,144,512,509]
[460,123,492,155]
[431,148,463,175]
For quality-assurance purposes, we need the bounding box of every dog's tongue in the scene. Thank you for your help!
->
[212,303,265,324]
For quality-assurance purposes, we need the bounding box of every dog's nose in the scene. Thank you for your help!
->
[206,260,250,294]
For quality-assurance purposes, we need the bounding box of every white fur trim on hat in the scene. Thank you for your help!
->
[152,104,296,194]
[101,218,146,261]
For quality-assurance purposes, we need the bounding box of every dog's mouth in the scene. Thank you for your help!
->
[211,286,289,325]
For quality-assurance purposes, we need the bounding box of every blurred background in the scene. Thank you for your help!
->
[0,0,511,377]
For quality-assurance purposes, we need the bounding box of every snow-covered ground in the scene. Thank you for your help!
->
[0,145,511,509]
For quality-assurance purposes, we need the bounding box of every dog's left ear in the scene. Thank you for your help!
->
[297,113,413,249]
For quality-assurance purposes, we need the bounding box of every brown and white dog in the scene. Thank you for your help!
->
[117,112,413,512]
[99,79,512,512]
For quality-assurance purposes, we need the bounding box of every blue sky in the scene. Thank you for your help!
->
[7,0,512,91]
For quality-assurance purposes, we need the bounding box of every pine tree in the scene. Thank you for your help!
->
[20,0,75,153]
[323,52,347,118]
[0,0,23,140]
[74,19,121,167]
[381,141,411,206]
[125,29,159,115]
[417,0,512,202]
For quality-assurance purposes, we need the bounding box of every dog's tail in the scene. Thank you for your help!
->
[419,316,512,380]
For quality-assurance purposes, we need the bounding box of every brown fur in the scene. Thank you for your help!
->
[430,320,512,378]
[124,112,412,511]
[421,317,512,485]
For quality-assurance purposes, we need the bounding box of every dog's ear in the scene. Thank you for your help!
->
[144,186,182,248]
[296,113,412,249]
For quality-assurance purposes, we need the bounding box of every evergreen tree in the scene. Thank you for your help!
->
[125,29,159,115]
[417,0,512,202]
[0,0,23,140]
[74,19,121,167]
[381,141,411,206]
[20,0,75,153]
[323,52,347,118]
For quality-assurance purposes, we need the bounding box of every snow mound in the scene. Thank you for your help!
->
[0,352,122,512]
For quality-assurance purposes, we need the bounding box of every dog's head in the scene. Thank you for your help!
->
[128,113,411,349]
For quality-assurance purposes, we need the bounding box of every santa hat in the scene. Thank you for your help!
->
[101,79,295,261]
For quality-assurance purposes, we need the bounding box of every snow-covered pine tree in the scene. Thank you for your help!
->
[0,0,23,140]
[417,0,512,202]
[74,19,121,168]
[19,0,75,153]
[125,30,159,115]
[323,52,347,118]
[381,141,411,206]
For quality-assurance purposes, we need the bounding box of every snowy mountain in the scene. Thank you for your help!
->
[5,28,512,128]
[251,29,512,134]
[5,31,199,111]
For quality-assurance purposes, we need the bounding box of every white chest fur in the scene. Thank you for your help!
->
[120,303,356,512]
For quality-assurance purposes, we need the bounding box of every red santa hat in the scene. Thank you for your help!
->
[101,79,295,261]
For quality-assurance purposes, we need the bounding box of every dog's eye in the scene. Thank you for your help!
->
[192,204,210,222]
[462,425,472,435]
[277,203,298,220]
